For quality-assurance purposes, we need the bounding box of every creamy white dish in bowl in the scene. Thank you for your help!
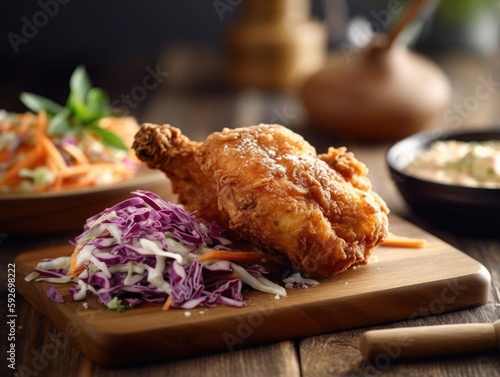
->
[386,129,500,235]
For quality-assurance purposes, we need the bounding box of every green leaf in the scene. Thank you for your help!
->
[48,109,72,136]
[87,88,110,115]
[69,65,92,104]
[20,92,65,116]
[67,67,111,125]
[20,66,124,152]
[66,92,86,120]
[79,88,111,124]
[87,124,128,151]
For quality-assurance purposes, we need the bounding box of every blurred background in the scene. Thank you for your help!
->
[1,0,499,139]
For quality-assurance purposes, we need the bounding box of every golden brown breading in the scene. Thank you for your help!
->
[196,125,389,277]
[132,123,230,228]
[133,123,389,277]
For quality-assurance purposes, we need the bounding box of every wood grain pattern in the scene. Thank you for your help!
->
[91,342,300,377]
[299,319,500,377]
[15,215,490,367]
[3,47,500,377]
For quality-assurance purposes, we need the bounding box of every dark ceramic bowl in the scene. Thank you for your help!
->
[386,129,500,234]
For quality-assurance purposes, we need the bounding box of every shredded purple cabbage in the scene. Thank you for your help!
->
[35,190,278,310]
[47,285,64,303]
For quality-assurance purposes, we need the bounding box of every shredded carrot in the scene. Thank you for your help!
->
[0,111,53,186]
[68,250,85,278]
[0,151,10,162]
[212,272,240,280]
[60,143,89,165]
[197,250,268,263]
[36,111,49,135]
[39,134,67,171]
[61,164,92,178]
[47,159,63,189]
[0,143,44,185]
[61,174,96,190]
[162,294,174,311]
[381,232,427,248]
[206,272,240,280]
[0,111,138,193]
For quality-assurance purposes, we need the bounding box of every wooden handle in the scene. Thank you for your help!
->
[360,320,500,361]
[386,0,432,47]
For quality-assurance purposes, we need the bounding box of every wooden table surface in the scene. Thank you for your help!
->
[1,47,500,377]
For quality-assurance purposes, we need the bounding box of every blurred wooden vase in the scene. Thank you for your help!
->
[226,0,327,91]
[300,35,452,141]
[300,0,452,141]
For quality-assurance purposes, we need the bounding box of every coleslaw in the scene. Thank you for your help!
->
[26,191,291,311]
[405,140,500,188]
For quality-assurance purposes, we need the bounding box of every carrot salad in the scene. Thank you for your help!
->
[0,110,139,193]
[0,66,140,193]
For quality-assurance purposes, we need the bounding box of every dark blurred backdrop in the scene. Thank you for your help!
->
[1,1,498,115]
[1,1,251,113]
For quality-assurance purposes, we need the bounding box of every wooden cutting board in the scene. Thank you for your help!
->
[15,215,491,367]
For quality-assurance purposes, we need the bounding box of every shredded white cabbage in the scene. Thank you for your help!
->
[36,256,71,270]
[231,263,286,297]
[139,238,186,264]
[143,257,172,294]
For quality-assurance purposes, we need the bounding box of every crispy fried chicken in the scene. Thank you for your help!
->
[133,123,389,277]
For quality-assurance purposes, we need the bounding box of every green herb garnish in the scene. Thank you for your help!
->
[20,66,128,151]
[105,297,130,313]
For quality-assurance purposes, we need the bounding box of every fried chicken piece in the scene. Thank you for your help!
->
[133,123,230,228]
[133,123,389,278]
